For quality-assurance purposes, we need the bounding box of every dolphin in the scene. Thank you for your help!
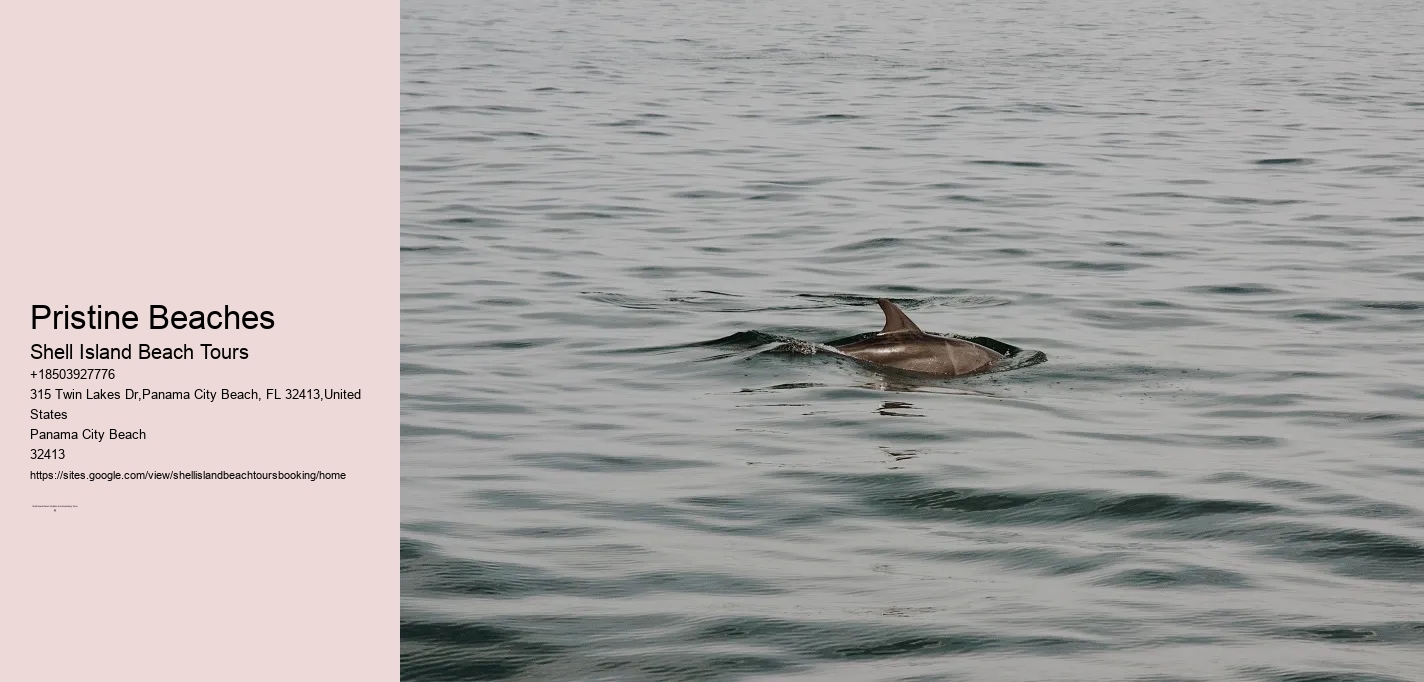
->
[832,299,1004,377]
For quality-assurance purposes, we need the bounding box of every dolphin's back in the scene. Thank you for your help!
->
[834,331,1003,377]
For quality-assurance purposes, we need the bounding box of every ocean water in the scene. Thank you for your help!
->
[400,1,1424,679]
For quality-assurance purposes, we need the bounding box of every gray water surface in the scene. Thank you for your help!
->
[401,1,1424,679]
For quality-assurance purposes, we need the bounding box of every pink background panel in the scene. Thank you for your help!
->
[1,2,397,680]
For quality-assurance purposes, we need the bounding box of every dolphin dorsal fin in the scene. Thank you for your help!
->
[876,298,922,334]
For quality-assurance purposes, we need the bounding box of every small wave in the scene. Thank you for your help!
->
[826,236,914,252]
[1038,260,1144,272]
[1184,283,1284,296]
[1254,157,1314,165]
[969,159,1063,168]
